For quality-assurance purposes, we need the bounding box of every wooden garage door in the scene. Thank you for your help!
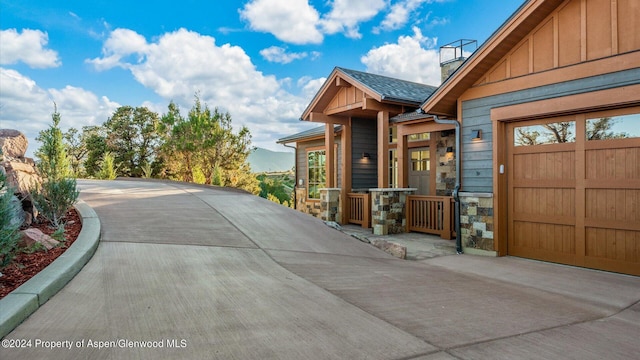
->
[507,109,640,276]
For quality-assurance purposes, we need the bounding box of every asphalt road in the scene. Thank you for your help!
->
[1,179,639,359]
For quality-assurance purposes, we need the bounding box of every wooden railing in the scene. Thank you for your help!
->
[347,193,371,228]
[407,195,454,239]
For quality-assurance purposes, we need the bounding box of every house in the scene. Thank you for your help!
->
[279,0,640,276]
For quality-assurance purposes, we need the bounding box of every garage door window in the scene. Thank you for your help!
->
[514,121,576,146]
[586,113,640,140]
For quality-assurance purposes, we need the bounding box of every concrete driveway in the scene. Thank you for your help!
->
[1,179,639,359]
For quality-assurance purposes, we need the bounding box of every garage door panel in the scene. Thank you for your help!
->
[514,188,575,218]
[586,147,640,179]
[512,221,576,255]
[586,189,640,224]
[513,151,575,180]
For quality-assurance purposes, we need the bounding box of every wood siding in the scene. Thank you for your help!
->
[460,67,640,193]
[326,86,365,115]
[475,0,640,86]
[351,118,378,190]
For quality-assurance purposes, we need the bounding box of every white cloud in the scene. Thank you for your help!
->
[375,0,426,33]
[87,28,148,70]
[86,28,314,151]
[361,27,441,86]
[260,46,309,64]
[297,76,326,102]
[320,0,386,39]
[0,68,120,157]
[239,0,323,44]
[0,29,61,68]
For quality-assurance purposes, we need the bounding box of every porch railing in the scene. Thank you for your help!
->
[347,193,371,228]
[407,195,454,239]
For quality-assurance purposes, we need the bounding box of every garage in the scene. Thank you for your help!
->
[507,108,640,275]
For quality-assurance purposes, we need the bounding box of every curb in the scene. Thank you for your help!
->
[0,200,101,339]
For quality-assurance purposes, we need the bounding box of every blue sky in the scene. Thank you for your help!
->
[0,0,523,157]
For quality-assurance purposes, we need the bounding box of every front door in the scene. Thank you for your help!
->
[408,147,430,195]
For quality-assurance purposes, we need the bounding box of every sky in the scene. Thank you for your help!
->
[0,0,524,158]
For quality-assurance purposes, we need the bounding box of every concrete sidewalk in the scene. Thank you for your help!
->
[1,179,638,360]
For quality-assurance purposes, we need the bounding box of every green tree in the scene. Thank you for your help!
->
[159,97,258,194]
[32,106,79,228]
[63,127,88,177]
[104,106,161,177]
[82,126,108,178]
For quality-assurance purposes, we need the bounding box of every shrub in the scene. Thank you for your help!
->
[97,152,117,180]
[0,172,22,268]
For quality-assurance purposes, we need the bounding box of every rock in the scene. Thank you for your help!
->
[324,221,342,230]
[0,129,28,158]
[1,159,41,225]
[2,160,41,195]
[20,228,60,250]
[0,129,42,228]
[371,240,407,259]
[8,195,25,228]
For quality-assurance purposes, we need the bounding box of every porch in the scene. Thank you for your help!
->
[345,191,456,240]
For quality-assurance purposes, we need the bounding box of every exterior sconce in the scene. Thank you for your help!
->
[471,129,482,141]
[446,146,454,154]
[362,152,371,159]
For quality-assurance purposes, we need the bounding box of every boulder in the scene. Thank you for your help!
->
[2,159,41,197]
[0,129,28,159]
[0,129,42,228]
[20,228,60,250]
[371,240,407,259]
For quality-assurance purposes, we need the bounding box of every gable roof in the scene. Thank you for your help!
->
[301,67,437,121]
[337,67,438,105]
[421,0,565,116]
[277,125,341,144]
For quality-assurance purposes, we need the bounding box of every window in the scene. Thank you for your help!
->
[586,113,640,140]
[389,126,397,144]
[410,149,430,171]
[408,132,430,142]
[307,150,326,199]
[389,149,398,188]
[514,121,576,146]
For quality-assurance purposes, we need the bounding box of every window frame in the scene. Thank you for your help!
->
[306,147,326,201]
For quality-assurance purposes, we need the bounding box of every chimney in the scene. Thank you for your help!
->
[439,39,477,83]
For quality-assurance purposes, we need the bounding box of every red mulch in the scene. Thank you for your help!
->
[0,208,82,299]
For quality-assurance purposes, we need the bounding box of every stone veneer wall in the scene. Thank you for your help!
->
[295,187,322,218]
[436,132,456,196]
[370,188,415,235]
[320,188,341,223]
[459,192,494,251]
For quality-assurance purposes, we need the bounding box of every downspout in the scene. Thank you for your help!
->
[282,143,298,208]
[433,115,463,254]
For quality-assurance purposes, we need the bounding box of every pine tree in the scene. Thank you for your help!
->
[32,105,79,228]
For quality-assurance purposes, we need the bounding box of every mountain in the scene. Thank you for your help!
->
[248,147,295,173]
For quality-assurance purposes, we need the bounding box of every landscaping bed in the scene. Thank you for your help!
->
[0,208,81,299]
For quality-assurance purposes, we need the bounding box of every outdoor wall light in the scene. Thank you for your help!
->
[446,146,454,154]
[362,152,371,159]
[471,129,482,141]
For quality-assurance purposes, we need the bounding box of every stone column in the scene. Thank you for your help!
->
[320,188,342,223]
[459,192,495,252]
[370,188,416,235]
